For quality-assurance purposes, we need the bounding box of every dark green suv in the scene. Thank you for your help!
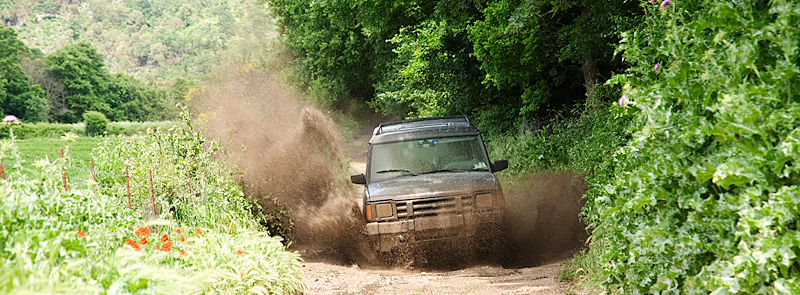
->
[351,115,508,252]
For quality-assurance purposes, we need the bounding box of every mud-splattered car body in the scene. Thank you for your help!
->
[351,116,508,252]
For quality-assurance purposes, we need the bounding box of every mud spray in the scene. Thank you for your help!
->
[194,67,375,266]
[502,172,588,268]
[193,66,588,269]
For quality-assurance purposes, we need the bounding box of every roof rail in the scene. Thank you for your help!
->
[373,115,471,136]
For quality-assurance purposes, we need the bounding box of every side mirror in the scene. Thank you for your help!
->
[351,173,367,185]
[491,160,508,172]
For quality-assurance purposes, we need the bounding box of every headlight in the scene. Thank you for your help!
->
[375,203,393,218]
[476,193,493,208]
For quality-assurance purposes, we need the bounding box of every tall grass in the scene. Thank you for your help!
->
[0,111,305,294]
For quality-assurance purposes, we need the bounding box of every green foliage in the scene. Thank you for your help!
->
[11,0,275,83]
[0,25,48,122]
[0,121,181,140]
[44,41,111,123]
[583,0,800,293]
[15,136,102,165]
[0,183,304,293]
[37,40,179,123]
[82,110,108,136]
[269,0,643,134]
[269,0,376,105]
[106,73,178,122]
[91,109,288,235]
[0,109,305,293]
[487,86,633,175]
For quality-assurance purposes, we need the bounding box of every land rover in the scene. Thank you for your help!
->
[350,115,508,253]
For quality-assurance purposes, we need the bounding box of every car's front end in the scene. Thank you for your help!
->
[363,172,505,252]
[350,116,508,253]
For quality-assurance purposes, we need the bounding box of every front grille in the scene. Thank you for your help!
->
[396,195,474,219]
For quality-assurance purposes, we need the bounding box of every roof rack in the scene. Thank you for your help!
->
[373,115,471,136]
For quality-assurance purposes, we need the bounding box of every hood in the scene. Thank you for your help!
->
[366,171,499,202]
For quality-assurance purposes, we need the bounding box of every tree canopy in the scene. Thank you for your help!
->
[0,26,47,122]
[268,0,643,134]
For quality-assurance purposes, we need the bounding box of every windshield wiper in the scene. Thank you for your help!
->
[418,169,465,175]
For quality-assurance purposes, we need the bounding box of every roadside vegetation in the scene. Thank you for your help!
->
[269,0,800,293]
[0,112,305,293]
[5,0,800,293]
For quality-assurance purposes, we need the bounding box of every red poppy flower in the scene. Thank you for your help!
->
[125,239,140,251]
[175,229,181,234]
[196,228,202,235]
[134,227,151,237]
[139,238,148,245]
[155,245,161,250]
[160,234,168,243]
[180,236,185,242]
[236,250,242,256]
[76,231,86,238]
[180,249,185,255]
[162,241,172,251]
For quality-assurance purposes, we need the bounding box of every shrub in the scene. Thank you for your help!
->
[82,111,108,136]
[486,106,632,175]
[584,0,800,293]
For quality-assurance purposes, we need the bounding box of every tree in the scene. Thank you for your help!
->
[0,26,48,122]
[268,0,643,134]
[44,41,111,123]
[106,73,176,122]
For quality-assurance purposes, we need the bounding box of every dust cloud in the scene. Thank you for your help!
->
[193,67,374,265]
[502,172,588,268]
[388,171,588,270]
[192,65,588,269]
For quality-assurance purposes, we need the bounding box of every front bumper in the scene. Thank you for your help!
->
[366,210,504,252]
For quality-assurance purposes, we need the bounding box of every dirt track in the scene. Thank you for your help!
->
[300,260,571,295]
[294,118,587,295]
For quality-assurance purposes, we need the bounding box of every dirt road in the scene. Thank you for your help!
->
[300,260,571,295]
[293,117,587,295]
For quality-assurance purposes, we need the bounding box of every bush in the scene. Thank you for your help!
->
[82,111,108,136]
[0,121,185,140]
[584,0,800,293]
[0,122,83,139]
[486,106,632,175]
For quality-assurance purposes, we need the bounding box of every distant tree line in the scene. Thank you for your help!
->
[1,25,187,123]
[2,0,274,83]
[267,0,643,135]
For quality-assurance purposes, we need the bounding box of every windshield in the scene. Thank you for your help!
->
[368,136,490,182]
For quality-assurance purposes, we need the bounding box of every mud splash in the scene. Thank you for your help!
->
[502,172,588,268]
[192,66,587,269]
[194,68,374,265]
[380,171,588,270]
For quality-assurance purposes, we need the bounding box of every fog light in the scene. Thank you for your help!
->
[476,193,493,208]
[376,203,393,218]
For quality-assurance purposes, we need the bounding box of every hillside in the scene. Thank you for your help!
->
[1,0,276,82]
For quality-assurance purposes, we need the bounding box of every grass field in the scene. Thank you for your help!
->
[2,137,106,182]
[15,137,104,165]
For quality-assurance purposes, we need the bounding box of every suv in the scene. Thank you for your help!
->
[350,115,508,253]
